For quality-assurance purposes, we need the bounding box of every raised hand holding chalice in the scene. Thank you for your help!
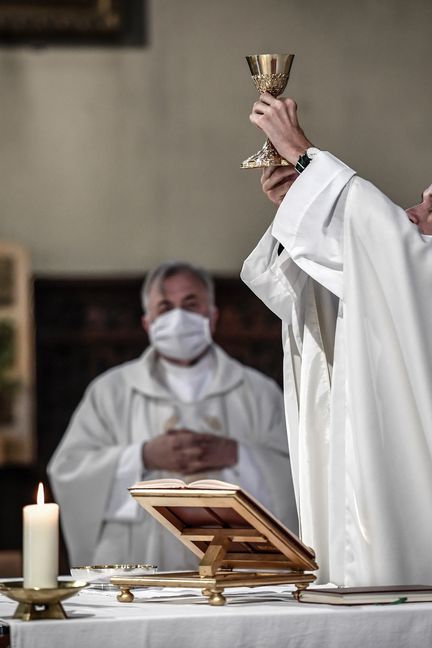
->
[241,53,294,169]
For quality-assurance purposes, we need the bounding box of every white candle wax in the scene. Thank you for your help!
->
[23,483,59,588]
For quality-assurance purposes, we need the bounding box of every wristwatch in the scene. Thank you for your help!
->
[295,147,319,173]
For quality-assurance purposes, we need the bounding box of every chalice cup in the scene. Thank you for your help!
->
[241,53,295,169]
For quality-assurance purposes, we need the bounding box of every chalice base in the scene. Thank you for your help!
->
[241,138,289,169]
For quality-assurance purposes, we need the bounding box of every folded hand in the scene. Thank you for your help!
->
[142,429,238,475]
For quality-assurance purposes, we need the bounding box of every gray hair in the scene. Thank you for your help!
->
[141,261,215,312]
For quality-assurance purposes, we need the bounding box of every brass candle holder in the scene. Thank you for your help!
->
[241,53,295,169]
[0,579,87,620]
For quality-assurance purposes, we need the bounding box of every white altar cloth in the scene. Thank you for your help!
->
[1,585,432,648]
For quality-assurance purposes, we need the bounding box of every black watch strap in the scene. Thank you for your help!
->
[295,151,311,174]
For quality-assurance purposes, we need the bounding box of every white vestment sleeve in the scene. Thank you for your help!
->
[47,381,126,566]
[241,225,305,326]
[103,443,144,521]
[220,443,273,512]
[227,372,299,533]
[271,150,356,298]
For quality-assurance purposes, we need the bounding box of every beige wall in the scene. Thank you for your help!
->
[1,0,431,274]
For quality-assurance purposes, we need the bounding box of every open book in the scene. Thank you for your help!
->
[299,584,432,605]
[133,478,239,490]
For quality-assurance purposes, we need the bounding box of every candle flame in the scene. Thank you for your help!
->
[37,482,45,505]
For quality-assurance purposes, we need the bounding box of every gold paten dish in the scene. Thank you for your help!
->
[70,564,157,589]
[0,578,87,620]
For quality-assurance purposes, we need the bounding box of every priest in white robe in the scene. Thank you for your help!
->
[48,261,298,570]
[241,92,432,586]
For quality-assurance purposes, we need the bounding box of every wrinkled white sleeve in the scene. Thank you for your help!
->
[240,224,307,329]
[103,444,146,521]
[271,150,356,298]
[220,443,273,511]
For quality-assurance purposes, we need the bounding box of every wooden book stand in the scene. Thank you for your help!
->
[111,481,318,606]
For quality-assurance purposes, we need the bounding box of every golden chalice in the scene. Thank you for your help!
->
[241,53,295,169]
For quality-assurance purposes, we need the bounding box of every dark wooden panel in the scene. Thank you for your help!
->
[0,465,40,550]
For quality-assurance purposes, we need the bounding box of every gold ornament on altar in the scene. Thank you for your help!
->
[241,53,295,169]
[0,579,87,620]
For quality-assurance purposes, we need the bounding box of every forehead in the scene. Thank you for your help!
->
[148,271,209,301]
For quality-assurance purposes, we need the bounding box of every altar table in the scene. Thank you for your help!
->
[1,585,432,648]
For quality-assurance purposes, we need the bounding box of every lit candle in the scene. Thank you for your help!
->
[23,483,59,588]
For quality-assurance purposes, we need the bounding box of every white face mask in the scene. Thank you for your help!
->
[148,308,212,361]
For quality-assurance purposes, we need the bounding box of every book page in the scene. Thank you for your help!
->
[134,477,240,490]
[188,479,239,490]
[132,478,239,490]
[133,478,187,489]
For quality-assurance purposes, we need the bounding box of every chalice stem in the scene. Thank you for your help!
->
[241,138,289,169]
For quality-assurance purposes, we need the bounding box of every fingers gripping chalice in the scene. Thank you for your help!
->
[241,53,294,169]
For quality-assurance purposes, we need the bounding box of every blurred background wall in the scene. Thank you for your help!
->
[1,0,431,275]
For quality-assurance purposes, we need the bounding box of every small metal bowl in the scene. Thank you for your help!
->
[70,564,157,589]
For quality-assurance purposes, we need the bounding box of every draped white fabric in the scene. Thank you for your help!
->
[241,150,432,585]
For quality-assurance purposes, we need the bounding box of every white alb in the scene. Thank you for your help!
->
[242,150,432,586]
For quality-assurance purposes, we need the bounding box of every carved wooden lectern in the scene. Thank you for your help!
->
[111,480,318,606]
